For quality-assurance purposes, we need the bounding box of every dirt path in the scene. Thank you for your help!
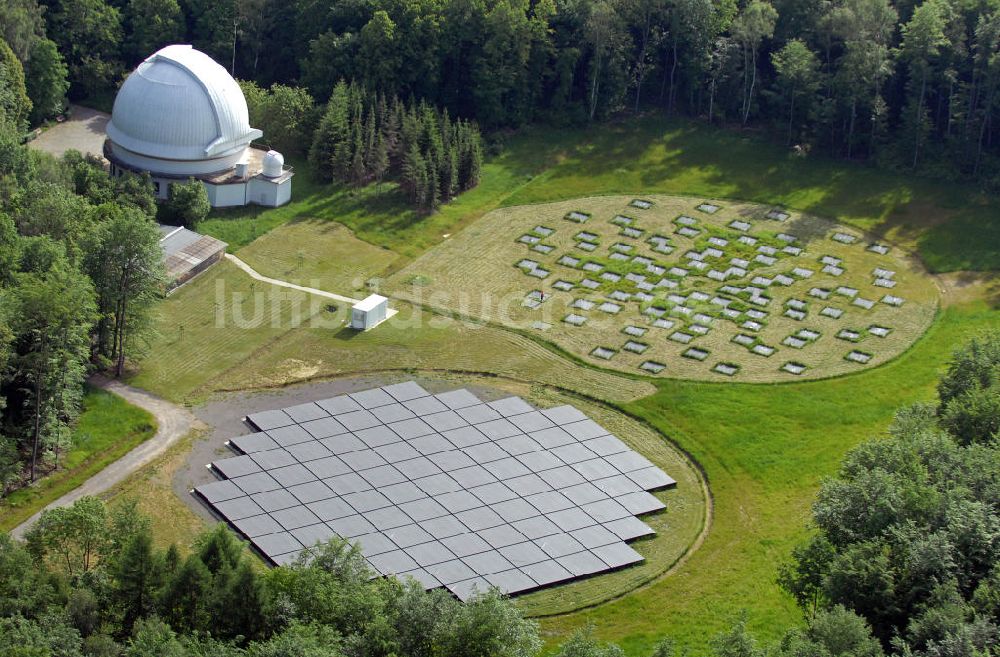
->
[226,254,360,305]
[11,375,198,539]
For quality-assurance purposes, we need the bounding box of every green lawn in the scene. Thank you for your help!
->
[500,119,999,273]
[196,116,998,274]
[127,114,1000,654]
[236,219,400,294]
[537,298,997,652]
[0,385,156,532]
[196,136,558,262]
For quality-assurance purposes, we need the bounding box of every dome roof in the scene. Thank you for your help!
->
[106,45,262,162]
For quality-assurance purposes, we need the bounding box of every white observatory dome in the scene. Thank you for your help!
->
[262,150,284,178]
[106,45,262,176]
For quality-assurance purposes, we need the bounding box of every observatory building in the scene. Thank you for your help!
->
[104,44,292,208]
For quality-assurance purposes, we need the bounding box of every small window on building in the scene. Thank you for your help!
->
[153,182,161,196]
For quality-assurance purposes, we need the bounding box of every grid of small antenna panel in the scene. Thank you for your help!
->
[194,381,675,601]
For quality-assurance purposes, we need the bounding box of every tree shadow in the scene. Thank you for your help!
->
[535,114,998,273]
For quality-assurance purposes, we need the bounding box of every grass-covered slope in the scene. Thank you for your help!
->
[197,116,999,274]
[130,115,999,654]
[538,297,996,651]
[0,386,156,532]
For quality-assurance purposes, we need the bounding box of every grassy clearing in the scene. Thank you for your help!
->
[196,136,560,261]
[237,218,399,294]
[129,115,1000,654]
[130,259,339,401]
[202,302,655,405]
[501,118,1000,273]
[0,386,156,532]
[537,298,999,653]
[389,194,937,382]
[132,259,655,405]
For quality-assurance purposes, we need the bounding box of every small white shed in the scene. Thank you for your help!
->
[351,294,389,330]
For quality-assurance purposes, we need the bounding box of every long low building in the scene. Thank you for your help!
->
[160,225,227,288]
[105,44,292,208]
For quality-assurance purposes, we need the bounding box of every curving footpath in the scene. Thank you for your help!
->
[226,254,361,304]
[12,375,197,539]
[224,254,400,320]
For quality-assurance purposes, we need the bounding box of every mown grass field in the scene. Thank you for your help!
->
[388,194,938,382]
[132,261,655,405]
[195,117,999,274]
[237,219,400,294]
[539,295,997,652]
[0,386,156,532]
[126,114,999,653]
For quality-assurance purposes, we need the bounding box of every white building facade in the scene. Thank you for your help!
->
[351,295,389,331]
[105,45,292,208]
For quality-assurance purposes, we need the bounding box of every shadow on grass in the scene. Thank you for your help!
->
[525,116,999,273]
[203,116,997,273]
[332,326,362,341]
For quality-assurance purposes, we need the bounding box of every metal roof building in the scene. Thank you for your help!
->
[105,45,293,208]
[159,225,227,288]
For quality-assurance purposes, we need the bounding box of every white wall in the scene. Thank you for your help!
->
[351,299,388,330]
[110,142,247,176]
[205,182,247,207]
[112,161,293,208]
[249,177,292,208]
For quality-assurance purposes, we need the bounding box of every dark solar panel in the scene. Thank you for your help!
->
[194,383,675,600]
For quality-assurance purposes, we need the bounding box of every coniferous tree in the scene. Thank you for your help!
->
[0,38,32,130]
[195,524,243,575]
[307,81,483,209]
[351,128,366,186]
[113,529,163,634]
[213,561,267,642]
[402,142,426,206]
[372,132,389,193]
[159,554,212,634]
[426,157,440,210]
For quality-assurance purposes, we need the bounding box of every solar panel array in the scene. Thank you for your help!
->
[194,382,675,601]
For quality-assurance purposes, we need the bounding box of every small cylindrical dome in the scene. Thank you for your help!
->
[262,150,284,178]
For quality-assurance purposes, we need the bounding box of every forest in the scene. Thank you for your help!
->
[3,0,1000,186]
[308,82,484,211]
[1,331,997,656]
[0,116,215,497]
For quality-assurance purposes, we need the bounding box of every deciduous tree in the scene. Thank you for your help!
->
[83,209,164,376]
[732,0,778,125]
[771,38,821,143]
[25,39,68,125]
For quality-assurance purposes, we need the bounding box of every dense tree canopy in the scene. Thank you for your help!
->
[2,497,542,657]
[779,331,1000,654]
[0,124,164,497]
[161,177,211,227]
[0,0,995,184]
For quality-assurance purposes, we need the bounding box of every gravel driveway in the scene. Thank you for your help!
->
[12,375,197,539]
